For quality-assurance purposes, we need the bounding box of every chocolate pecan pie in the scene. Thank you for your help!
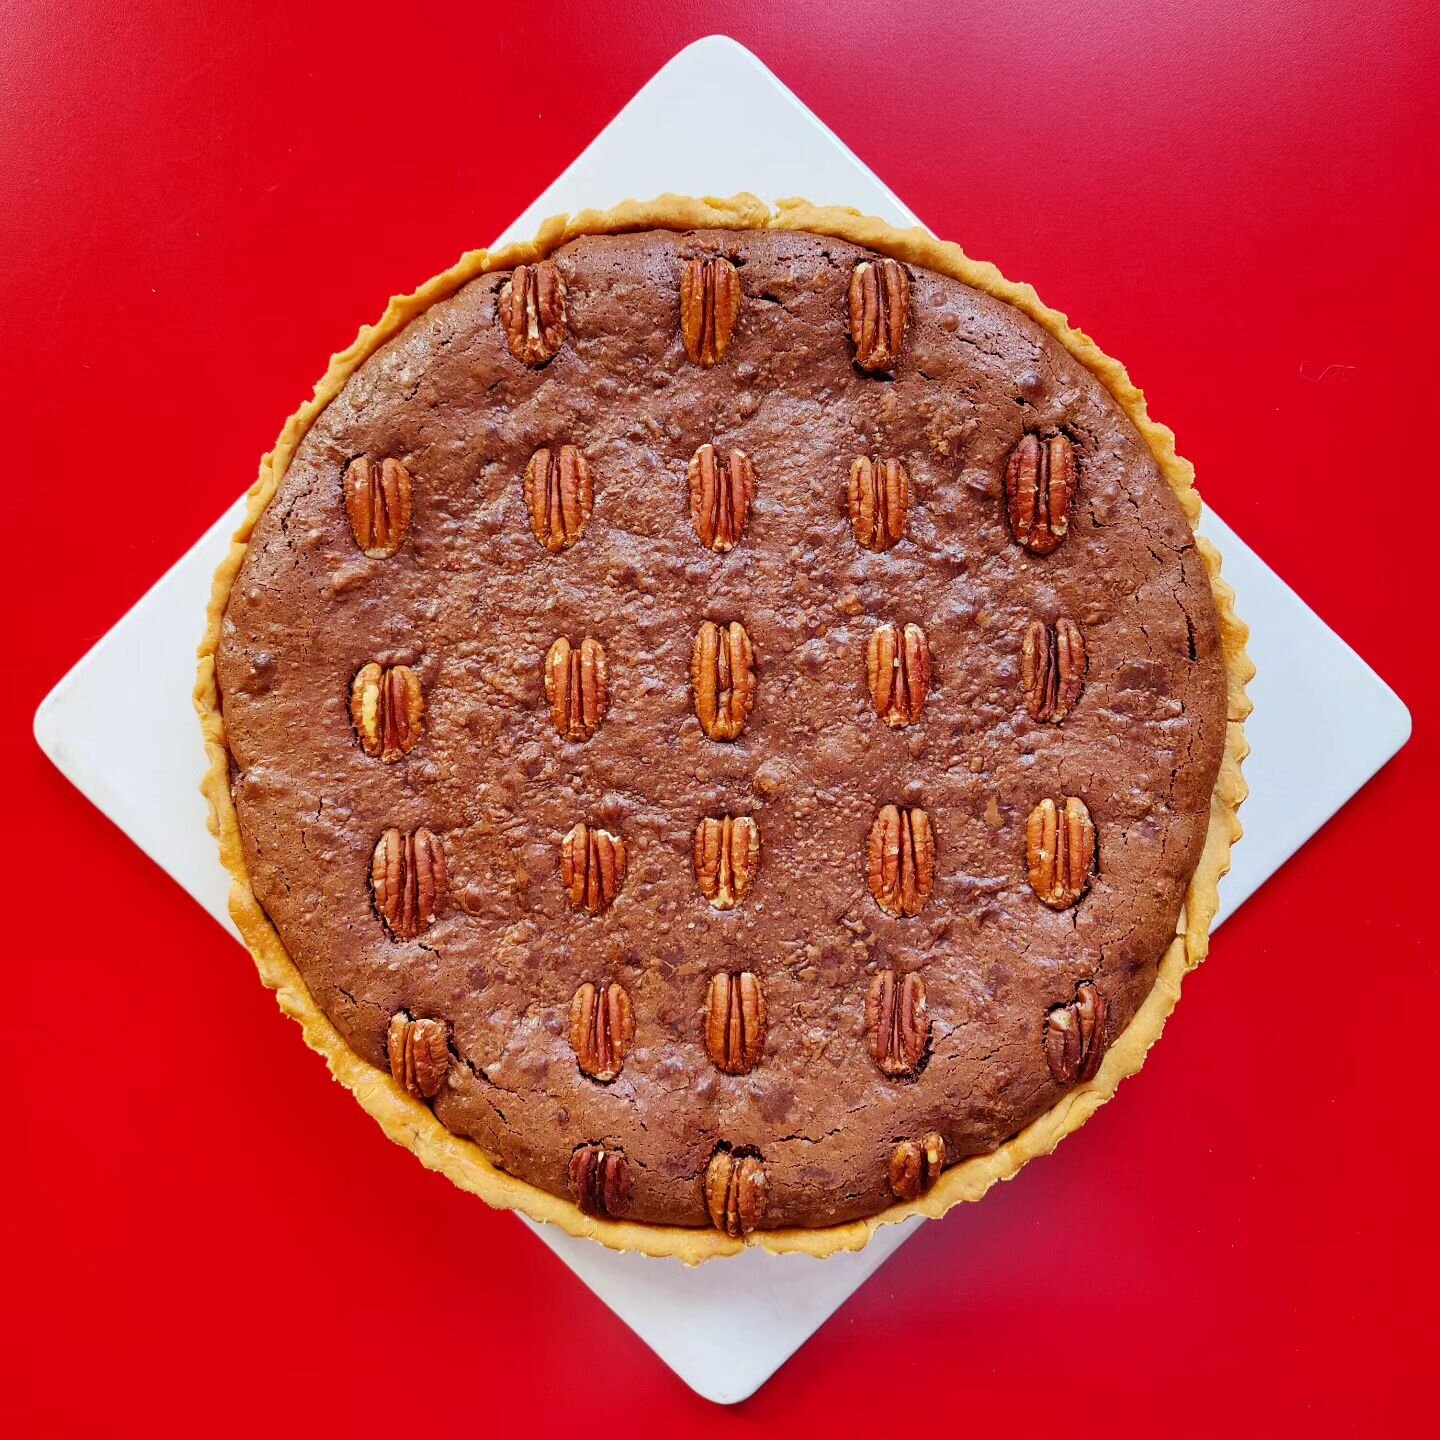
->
[197,196,1250,1261]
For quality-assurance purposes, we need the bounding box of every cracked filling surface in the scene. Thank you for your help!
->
[216,228,1227,1227]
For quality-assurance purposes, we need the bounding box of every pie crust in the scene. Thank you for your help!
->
[195,195,1252,1262]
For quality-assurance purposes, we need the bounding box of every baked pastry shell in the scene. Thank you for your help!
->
[196,195,1253,1263]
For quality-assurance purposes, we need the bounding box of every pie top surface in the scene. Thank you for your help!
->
[215,225,1228,1231]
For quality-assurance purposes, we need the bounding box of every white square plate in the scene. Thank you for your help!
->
[33,35,1410,1405]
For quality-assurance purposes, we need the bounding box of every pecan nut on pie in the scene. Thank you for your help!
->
[196,196,1251,1261]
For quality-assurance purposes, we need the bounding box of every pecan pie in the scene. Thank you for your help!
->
[197,196,1250,1261]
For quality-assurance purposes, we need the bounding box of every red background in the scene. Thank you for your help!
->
[5,2,1437,1434]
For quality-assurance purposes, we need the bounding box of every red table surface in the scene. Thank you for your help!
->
[4,1,1436,1433]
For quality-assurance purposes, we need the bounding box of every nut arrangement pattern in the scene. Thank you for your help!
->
[704,971,767,1075]
[216,226,1233,1235]
[371,828,446,941]
[680,256,742,365]
[1004,432,1077,555]
[848,456,909,551]
[1022,618,1086,723]
[705,1148,768,1236]
[568,1143,632,1218]
[350,662,424,761]
[1026,797,1097,910]
[889,1132,946,1201]
[500,260,567,366]
[545,635,609,740]
[691,620,756,741]
[693,814,760,910]
[1044,981,1109,1084]
[569,981,635,1082]
[849,258,909,372]
[867,805,936,917]
[343,456,411,558]
[688,443,754,552]
[387,1014,449,1099]
[523,445,593,552]
[561,823,626,915]
[866,971,931,1078]
[867,622,930,727]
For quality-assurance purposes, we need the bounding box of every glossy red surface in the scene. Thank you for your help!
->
[4,2,1436,1433]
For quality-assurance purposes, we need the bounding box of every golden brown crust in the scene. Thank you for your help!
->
[195,193,1252,1263]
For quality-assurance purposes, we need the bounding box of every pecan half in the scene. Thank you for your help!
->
[867,805,935,917]
[545,635,609,740]
[849,258,909,372]
[350,662,424,761]
[343,456,412,558]
[693,814,760,910]
[889,1132,947,1201]
[848,456,909,551]
[1026,796,1096,909]
[1021,618,1087,723]
[691,620,755,741]
[561,823,627,915]
[499,260,567,366]
[371,827,447,940]
[386,1013,449,1099]
[568,1143,632,1218]
[1044,981,1109,1084]
[704,1148,767,1237]
[569,981,635,1082]
[866,970,930,1077]
[705,971,767,1075]
[688,443,755,552]
[523,444,593,552]
[1004,433,1077,555]
[867,622,930,727]
[680,256,741,366]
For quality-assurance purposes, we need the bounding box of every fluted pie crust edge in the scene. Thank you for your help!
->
[195,194,1253,1264]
